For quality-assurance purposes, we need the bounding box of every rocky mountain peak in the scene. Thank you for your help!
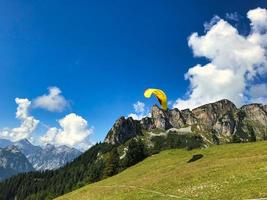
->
[193,99,237,112]
[151,104,185,129]
[240,103,267,124]
[14,139,42,156]
[151,105,173,130]
[192,99,237,127]
[104,116,142,145]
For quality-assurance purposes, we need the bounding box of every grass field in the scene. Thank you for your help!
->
[57,141,267,200]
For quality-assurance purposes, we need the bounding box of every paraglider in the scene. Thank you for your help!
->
[144,88,168,110]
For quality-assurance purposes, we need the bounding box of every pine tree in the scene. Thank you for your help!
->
[124,139,147,167]
[103,148,120,178]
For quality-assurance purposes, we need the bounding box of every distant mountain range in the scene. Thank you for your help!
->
[0,139,81,180]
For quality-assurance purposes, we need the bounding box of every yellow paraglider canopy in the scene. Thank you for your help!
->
[144,88,168,110]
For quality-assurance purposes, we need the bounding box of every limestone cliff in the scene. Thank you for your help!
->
[104,99,267,145]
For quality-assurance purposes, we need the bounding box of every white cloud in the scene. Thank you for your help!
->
[40,113,92,150]
[174,8,267,110]
[40,127,58,144]
[0,98,39,141]
[247,7,267,33]
[128,101,149,120]
[33,87,69,112]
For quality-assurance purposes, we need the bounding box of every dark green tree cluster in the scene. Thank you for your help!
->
[103,148,120,178]
[151,133,203,152]
[122,138,147,168]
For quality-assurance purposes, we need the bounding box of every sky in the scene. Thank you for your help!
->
[0,0,266,151]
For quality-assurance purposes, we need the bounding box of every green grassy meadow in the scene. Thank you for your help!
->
[57,141,267,200]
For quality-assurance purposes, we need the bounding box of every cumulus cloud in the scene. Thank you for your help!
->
[0,98,39,141]
[33,87,69,112]
[40,113,92,150]
[128,101,149,120]
[174,8,267,110]
[247,7,267,32]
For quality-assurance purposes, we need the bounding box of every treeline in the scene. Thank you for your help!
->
[0,139,147,200]
[151,133,203,153]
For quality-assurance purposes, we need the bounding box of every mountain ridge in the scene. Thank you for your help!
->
[104,99,267,145]
[0,138,82,172]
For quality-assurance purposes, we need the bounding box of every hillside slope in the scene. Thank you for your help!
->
[57,141,267,200]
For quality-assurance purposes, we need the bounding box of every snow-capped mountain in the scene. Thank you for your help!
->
[29,143,81,170]
[0,146,34,180]
[13,139,42,156]
[14,139,82,171]
[0,139,82,172]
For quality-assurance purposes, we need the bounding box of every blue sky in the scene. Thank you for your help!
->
[0,0,266,149]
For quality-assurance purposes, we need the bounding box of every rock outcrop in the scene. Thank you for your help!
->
[140,117,155,131]
[240,103,267,124]
[104,99,267,145]
[233,103,267,142]
[180,109,197,125]
[104,117,142,145]
[151,105,172,130]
